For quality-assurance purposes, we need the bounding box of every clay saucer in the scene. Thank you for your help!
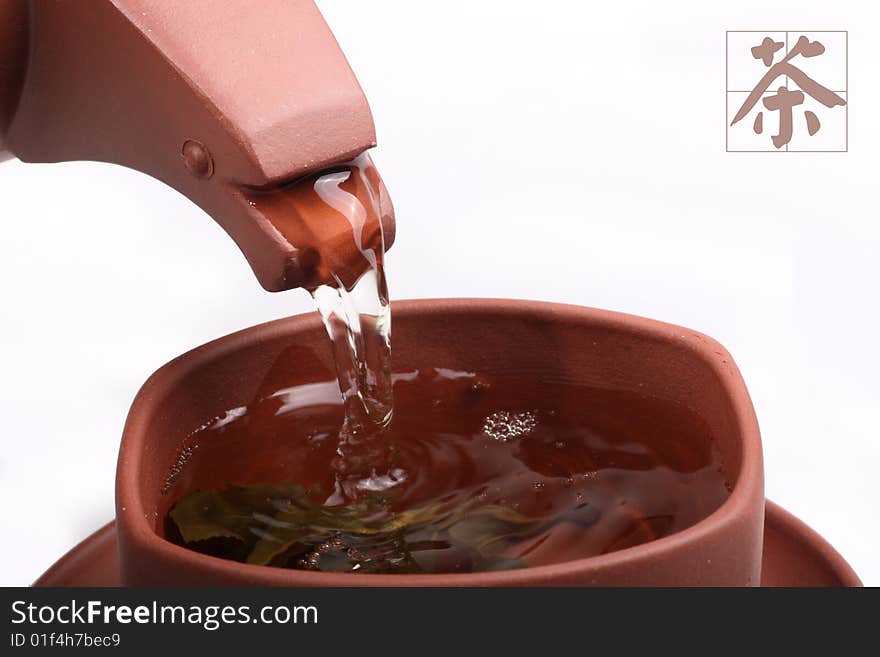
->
[33,500,860,587]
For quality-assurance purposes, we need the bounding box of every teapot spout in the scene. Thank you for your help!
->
[1,0,394,291]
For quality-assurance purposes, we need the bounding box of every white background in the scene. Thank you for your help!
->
[0,0,876,586]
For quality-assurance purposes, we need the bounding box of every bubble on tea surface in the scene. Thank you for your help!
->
[162,444,198,494]
[481,410,538,442]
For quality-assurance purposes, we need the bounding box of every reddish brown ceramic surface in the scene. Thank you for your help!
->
[0,0,394,290]
[34,502,861,587]
[34,524,120,588]
[0,0,27,161]
[759,502,861,586]
[115,299,765,586]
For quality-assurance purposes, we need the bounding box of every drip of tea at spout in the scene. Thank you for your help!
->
[244,154,395,500]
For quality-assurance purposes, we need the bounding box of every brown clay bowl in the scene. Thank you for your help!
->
[116,299,764,586]
[36,501,862,587]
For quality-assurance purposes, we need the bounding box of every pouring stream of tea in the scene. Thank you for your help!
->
[245,154,396,504]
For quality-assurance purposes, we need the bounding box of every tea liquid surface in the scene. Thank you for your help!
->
[163,370,730,573]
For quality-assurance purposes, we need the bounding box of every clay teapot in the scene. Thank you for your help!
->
[0,0,394,291]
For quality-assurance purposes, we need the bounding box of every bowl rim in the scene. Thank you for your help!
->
[116,298,764,585]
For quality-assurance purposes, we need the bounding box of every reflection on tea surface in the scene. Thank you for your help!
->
[162,369,730,573]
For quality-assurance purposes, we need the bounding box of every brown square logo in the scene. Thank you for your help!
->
[726,31,847,152]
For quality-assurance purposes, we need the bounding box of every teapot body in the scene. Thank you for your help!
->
[0,0,28,161]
